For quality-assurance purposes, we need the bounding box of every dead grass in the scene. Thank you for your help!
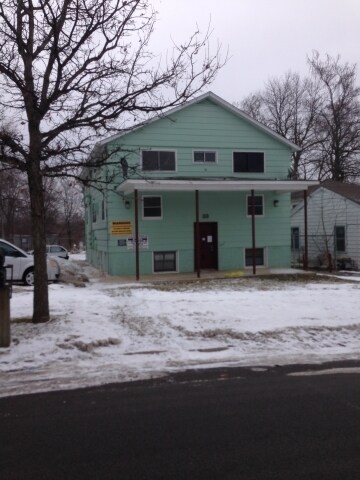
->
[149,273,356,292]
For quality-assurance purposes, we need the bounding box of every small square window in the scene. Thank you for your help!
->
[193,151,216,163]
[245,248,265,267]
[154,251,177,272]
[143,196,162,219]
[247,195,264,216]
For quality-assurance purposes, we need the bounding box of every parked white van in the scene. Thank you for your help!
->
[0,239,60,286]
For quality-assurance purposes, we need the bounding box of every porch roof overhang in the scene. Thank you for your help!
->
[117,179,319,196]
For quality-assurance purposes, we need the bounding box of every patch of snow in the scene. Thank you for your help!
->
[1,259,360,397]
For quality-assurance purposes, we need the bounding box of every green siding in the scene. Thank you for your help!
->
[87,189,292,275]
[86,97,295,276]
[107,99,292,180]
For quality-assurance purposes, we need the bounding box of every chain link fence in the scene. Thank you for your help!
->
[291,233,358,271]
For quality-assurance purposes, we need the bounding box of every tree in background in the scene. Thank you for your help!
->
[239,53,360,181]
[0,0,224,322]
[0,168,29,239]
[0,166,84,248]
[308,52,360,181]
[56,178,84,251]
[240,71,321,179]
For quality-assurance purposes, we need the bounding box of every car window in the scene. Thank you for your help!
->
[50,246,64,253]
[0,241,24,257]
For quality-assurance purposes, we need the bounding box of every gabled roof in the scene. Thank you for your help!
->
[292,180,360,207]
[97,91,301,152]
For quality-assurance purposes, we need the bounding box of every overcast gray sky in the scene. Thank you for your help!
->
[151,0,360,103]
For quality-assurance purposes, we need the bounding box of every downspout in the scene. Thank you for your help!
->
[251,189,256,275]
[135,189,140,280]
[106,170,109,275]
[303,189,308,271]
[195,189,201,278]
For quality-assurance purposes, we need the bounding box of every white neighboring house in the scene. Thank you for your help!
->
[291,181,360,270]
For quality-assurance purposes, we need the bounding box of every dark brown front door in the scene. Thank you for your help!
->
[194,222,218,270]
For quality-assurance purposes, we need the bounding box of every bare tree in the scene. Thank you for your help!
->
[0,167,29,240]
[239,71,321,179]
[57,178,84,250]
[308,52,360,181]
[0,0,224,322]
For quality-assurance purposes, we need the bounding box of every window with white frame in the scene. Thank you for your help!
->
[143,196,162,219]
[245,248,265,267]
[154,251,177,272]
[247,195,264,216]
[193,151,216,163]
[335,226,346,252]
[142,150,176,171]
[233,152,264,173]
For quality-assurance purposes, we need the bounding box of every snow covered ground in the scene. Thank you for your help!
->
[1,254,360,398]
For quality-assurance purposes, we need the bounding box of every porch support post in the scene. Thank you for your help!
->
[303,189,308,271]
[195,189,201,278]
[251,189,256,275]
[134,189,140,280]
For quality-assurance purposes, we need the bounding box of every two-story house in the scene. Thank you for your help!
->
[84,92,317,278]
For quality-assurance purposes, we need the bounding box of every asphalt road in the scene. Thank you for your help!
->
[1,361,360,480]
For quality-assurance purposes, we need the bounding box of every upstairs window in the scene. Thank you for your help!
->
[247,195,264,216]
[335,226,346,252]
[193,151,216,163]
[142,150,176,171]
[233,152,264,173]
[143,196,162,219]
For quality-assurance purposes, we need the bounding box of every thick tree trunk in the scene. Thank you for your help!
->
[27,159,50,323]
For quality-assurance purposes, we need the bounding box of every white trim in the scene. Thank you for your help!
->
[244,247,267,268]
[118,179,319,195]
[192,149,218,164]
[246,194,264,217]
[152,250,178,274]
[142,195,163,220]
[95,92,301,152]
[140,149,177,173]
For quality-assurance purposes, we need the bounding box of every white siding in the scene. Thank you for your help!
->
[291,187,360,269]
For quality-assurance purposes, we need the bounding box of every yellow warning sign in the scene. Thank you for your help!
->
[111,221,132,236]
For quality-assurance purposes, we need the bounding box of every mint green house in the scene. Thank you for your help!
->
[84,92,317,278]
